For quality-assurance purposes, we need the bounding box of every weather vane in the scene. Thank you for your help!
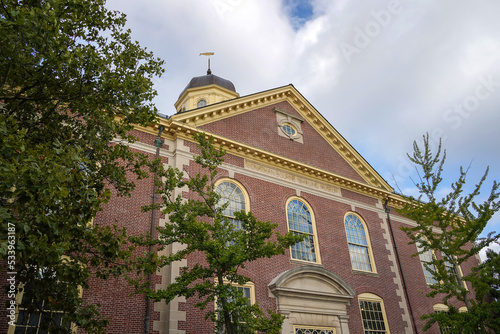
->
[200,52,214,74]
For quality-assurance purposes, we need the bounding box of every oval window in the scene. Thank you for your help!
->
[281,123,297,136]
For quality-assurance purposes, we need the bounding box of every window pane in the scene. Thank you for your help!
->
[28,312,40,327]
[218,285,254,333]
[434,309,452,334]
[359,300,387,333]
[14,327,26,334]
[287,200,316,262]
[348,244,372,271]
[242,287,251,299]
[443,253,459,284]
[345,215,372,271]
[16,282,72,334]
[53,313,63,326]
[287,200,312,234]
[216,181,246,231]
[236,286,251,304]
[291,233,316,262]
[282,124,297,136]
[345,215,368,246]
[17,309,30,326]
[417,243,438,285]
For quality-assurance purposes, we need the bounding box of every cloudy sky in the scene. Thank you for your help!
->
[106,0,500,246]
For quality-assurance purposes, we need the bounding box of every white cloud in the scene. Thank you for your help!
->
[480,242,500,262]
[106,0,500,237]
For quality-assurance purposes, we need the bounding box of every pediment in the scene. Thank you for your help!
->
[170,84,392,192]
[268,266,355,315]
[282,274,343,294]
[269,265,355,299]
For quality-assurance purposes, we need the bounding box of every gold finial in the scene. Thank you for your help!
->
[200,52,214,74]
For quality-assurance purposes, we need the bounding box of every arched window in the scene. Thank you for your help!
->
[216,281,255,333]
[358,293,390,334]
[344,213,375,272]
[197,99,207,108]
[433,304,451,334]
[286,198,319,263]
[416,241,438,285]
[215,180,248,231]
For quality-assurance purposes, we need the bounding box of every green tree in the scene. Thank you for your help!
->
[0,0,164,332]
[135,133,303,334]
[477,246,500,301]
[397,134,500,333]
[464,245,500,332]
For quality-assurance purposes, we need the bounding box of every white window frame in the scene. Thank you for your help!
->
[433,303,451,334]
[344,212,376,273]
[358,293,390,334]
[286,197,321,264]
[215,178,250,232]
[416,241,439,285]
[215,281,256,333]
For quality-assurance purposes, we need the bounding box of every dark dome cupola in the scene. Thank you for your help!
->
[175,69,239,113]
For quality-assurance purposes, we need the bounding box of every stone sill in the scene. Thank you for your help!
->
[352,269,380,278]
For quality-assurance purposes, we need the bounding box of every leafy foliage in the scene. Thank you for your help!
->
[0,0,164,332]
[134,133,303,334]
[397,134,500,333]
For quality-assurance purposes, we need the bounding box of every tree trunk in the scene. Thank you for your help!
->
[217,273,234,334]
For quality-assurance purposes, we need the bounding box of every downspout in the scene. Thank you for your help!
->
[145,125,164,334]
[384,198,419,334]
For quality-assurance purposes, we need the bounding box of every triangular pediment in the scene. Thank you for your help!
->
[169,85,392,192]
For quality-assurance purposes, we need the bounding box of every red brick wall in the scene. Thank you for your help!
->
[81,131,167,334]
[341,188,379,206]
[85,175,158,334]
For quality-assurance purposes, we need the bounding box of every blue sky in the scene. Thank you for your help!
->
[105,0,500,257]
[283,0,315,29]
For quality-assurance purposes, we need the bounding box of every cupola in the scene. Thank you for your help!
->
[175,69,239,113]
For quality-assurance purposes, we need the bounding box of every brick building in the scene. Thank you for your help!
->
[5,71,476,334]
